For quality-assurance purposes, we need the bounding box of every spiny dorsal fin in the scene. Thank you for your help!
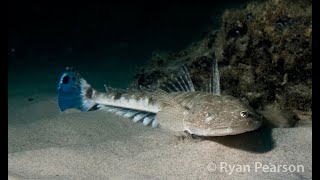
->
[182,65,195,91]
[159,65,195,93]
[206,58,221,96]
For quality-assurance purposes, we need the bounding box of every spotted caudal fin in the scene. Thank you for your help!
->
[57,67,97,112]
[206,58,220,95]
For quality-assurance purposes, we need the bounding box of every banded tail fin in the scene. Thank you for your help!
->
[57,67,97,112]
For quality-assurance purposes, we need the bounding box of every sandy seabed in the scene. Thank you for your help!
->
[8,64,312,180]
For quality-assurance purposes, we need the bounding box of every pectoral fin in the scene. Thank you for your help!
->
[152,89,181,109]
[153,89,186,131]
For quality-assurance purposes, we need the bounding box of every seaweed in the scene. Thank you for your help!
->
[129,0,312,127]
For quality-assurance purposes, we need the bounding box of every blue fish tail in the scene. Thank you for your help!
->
[57,67,96,112]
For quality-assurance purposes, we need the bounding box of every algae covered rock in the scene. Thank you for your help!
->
[130,0,312,127]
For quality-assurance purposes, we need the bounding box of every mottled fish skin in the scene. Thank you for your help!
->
[58,66,263,136]
[154,91,263,136]
[86,89,263,136]
[93,90,159,113]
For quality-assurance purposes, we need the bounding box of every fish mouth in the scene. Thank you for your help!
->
[186,120,262,137]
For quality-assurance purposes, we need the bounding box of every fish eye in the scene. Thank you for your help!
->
[240,111,248,117]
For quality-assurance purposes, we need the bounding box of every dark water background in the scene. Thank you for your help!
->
[8,0,251,94]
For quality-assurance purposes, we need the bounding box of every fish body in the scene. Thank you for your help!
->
[58,64,263,136]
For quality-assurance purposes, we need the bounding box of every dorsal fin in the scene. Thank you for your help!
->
[159,65,195,93]
[206,58,221,96]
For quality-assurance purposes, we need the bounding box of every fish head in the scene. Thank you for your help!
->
[184,95,263,136]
